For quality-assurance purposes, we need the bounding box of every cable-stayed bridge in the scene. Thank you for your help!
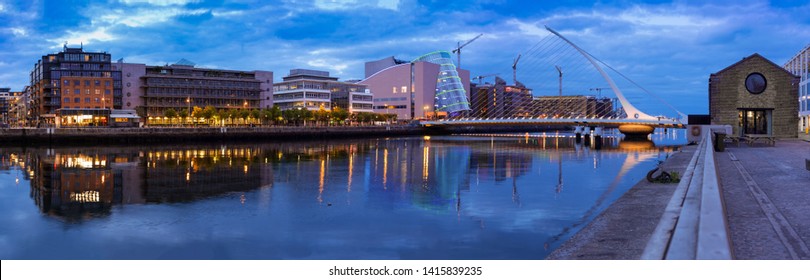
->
[422,26,685,138]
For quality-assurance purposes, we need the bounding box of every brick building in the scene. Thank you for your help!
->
[709,53,799,138]
[29,44,121,126]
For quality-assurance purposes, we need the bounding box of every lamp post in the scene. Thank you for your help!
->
[186,96,191,125]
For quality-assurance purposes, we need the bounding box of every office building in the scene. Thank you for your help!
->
[273,69,373,113]
[117,60,273,122]
[469,77,533,118]
[29,44,121,126]
[529,95,614,118]
[784,44,810,133]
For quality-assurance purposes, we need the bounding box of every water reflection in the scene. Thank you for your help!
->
[0,133,683,259]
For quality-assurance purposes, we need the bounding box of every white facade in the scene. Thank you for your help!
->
[349,90,374,113]
[784,44,810,133]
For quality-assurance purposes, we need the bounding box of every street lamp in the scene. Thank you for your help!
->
[186,96,191,125]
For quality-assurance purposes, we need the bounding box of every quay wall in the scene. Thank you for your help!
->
[0,126,429,146]
[0,125,573,146]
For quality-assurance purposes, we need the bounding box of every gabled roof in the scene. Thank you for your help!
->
[712,53,798,78]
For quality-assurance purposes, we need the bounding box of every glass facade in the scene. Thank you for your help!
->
[141,66,262,117]
[784,44,809,132]
[412,51,471,114]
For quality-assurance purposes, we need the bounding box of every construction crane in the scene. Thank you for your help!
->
[589,87,610,97]
[512,54,521,84]
[451,34,482,69]
[473,73,498,84]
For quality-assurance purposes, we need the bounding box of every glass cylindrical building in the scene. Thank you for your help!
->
[413,51,471,114]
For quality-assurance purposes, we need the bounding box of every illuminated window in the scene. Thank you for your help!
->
[392,87,397,93]
[401,86,407,93]
[95,89,100,95]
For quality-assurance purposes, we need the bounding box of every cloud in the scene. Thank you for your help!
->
[313,0,399,11]
[50,27,116,46]
[306,58,349,74]
[95,7,210,28]
[10,27,26,37]
[120,0,201,6]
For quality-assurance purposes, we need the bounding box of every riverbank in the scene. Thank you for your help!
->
[548,137,810,259]
[546,144,697,259]
[0,125,570,146]
[0,126,427,146]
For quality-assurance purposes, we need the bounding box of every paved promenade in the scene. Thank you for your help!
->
[547,145,696,259]
[549,136,810,259]
[718,138,810,259]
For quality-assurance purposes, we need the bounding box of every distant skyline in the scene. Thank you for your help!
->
[1,0,809,115]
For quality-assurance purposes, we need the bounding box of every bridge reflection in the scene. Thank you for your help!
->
[0,135,679,222]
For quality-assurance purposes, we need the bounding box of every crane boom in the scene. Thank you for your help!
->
[512,54,521,84]
[451,33,483,69]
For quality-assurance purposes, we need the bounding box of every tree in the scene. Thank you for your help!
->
[315,107,329,126]
[179,108,189,119]
[270,106,282,125]
[331,106,349,125]
[249,109,261,124]
[191,106,203,118]
[201,106,216,125]
[164,108,177,126]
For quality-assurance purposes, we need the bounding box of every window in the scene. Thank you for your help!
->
[63,80,69,85]
[94,98,100,103]
[392,87,397,93]
[745,73,766,94]
[74,89,80,95]
[74,98,80,103]
[85,80,90,86]
[86,89,91,95]
[85,98,91,103]
[401,86,407,93]
[95,80,100,86]
[94,89,99,95]
[74,80,80,86]
[64,98,70,103]
[105,81,110,87]
[126,92,131,97]
[106,90,111,95]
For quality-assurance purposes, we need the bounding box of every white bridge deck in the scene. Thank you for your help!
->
[421,117,684,128]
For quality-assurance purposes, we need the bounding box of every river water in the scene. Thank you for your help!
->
[0,130,685,259]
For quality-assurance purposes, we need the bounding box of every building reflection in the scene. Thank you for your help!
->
[1,134,681,221]
[3,146,273,221]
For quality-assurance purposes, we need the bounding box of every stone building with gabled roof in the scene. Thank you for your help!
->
[709,53,800,138]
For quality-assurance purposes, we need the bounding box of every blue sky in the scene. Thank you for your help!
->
[1,0,808,115]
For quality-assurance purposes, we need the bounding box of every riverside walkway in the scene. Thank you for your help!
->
[548,133,810,260]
